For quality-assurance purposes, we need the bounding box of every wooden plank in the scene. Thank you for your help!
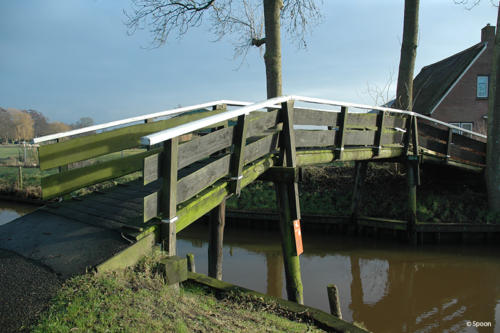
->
[346,113,377,128]
[161,138,178,221]
[243,132,280,165]
[383,115,407,129]
[295,129,403,148]
[178,126,234,170]
[452,133,486,153]
[293,108,338,126]
[177,154,231,204]
[247,110,280,137]
[38,108,225,170]
[381,131,405,145]
[295,130,334,148]
[418,122,448,141]
[449,145,486,165]
[143,153,160,185]
[41,149,160,199]
[343,130,375,146]
[418,136,447,155]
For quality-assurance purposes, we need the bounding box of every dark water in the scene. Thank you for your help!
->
[0,201,37,225]
[178,223,500,333]
[2,202,499,332]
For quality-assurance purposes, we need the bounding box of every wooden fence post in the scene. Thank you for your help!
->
[18,166,23,190]
[161,137,179,256]
[186,253,196,273]
[208,199,225,280]
[350,161,367,234]
[274,100,304,304]
[327,284,342,319]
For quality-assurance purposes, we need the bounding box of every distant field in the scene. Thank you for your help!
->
[0,145,38,166]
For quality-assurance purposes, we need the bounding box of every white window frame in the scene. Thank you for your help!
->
[477,75,489,99]
[450,122,473,136]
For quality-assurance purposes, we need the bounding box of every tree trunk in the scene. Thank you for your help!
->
[263,0,283,98]
[487,6,500,213]
[394,0,419,110]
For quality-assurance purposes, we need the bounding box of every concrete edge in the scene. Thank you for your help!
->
[187,271,370,333]
[95,230,159,273]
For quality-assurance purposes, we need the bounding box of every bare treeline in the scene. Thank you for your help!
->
[0,107,94,143]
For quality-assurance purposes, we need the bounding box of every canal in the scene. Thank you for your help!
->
[1,202,499,332]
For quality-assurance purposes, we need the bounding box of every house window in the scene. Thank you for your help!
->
[450,122,473,136]
[477,75,489,98]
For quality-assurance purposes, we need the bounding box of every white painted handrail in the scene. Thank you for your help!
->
[141,95,487,146]
[32,100,252,144]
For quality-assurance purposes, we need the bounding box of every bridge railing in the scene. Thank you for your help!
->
[139,96,415,225]
[33,95,487,204]
[33,100,251,200]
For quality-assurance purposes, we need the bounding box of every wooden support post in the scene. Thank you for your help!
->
[161,137,179,256]
[446,128,453,163]
[350,161,368,235]
[406,158,418,245]
[56,138,69,173]
[374,111,386,156]
[186,253,196,273]
[274,100,304,304]
[229,114,248,196]
[335,106,348,160]
[326,284,342,319]
[208,199,225,280]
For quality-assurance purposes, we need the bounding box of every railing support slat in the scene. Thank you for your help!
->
[161,137,179,255]
[336,106,348,160]
[374,111,386,156]
[229,114,248,196]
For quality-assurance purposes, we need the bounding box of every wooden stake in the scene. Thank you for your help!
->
[208,198,226,280]
[186,253,196,273]
[327,284,342,319]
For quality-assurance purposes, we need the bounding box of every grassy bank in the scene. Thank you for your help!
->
[227,162,497,224]
[33,255,327,333]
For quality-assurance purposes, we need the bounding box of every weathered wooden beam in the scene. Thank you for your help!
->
[161,137,179,255]
[374,111,386,156]
[229,114,248,195]
[335,107,348,160]
[38,108,224,170]
[42,148,160,200]
[326,284,342,319]
[275,100,303,305]
[208,199,226,280]
[296,147,404,166]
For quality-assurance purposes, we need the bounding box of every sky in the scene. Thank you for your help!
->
[0,1,498,124]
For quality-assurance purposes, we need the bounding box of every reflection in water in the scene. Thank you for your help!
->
[0,201,37,225]
[178,222,500,333]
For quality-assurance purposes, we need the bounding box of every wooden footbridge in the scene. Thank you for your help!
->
[3,96,488,308]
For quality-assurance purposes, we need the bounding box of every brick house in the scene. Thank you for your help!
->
[411,24,495,136]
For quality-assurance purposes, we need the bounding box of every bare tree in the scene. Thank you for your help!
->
[393,0,420,111]
[124,0,321,98]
